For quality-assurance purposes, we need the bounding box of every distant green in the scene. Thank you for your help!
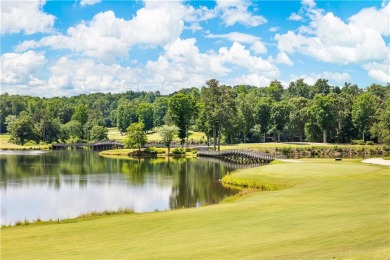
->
[2,159,389,259]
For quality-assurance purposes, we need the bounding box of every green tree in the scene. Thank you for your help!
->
[8,113,39,145]
[237,93,255,143]
[307,94,336,143]
[71,104,88,126]
[271,101,290,142]
[287,79,310,98]
[61,120,83,142]
[352,93,377,142]
[116,102,138,133]
[255,97,272,142]
[289,97,310,141]
[125,122,147,151]
[153,97,169,128]
[266,80,284,101]
[137,102,154,132]
[157,125,179,154]
[90,125,108,141]
[168,93,196,146]
[40,118,61,143]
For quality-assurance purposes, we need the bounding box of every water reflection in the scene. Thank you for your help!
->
[0,150,240,225]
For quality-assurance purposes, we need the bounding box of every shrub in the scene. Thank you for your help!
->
[144,146,165,155]
[172,147,186,154]
[351,139,365,145]
[365,141,374,145]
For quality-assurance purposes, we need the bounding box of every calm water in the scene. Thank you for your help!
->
[0,150,240,225]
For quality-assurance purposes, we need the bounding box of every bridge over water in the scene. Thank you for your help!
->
[197,149,275,164]
[51,141,124,151]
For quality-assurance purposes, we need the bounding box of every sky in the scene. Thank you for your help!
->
[1,0,389,97]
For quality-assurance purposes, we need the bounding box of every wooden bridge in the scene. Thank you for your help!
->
[51,141,124,151]
[197,149,275,164]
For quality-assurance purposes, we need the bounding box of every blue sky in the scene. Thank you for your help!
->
[1,0,389,97]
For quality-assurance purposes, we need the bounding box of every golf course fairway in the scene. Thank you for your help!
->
[1,159,389,259]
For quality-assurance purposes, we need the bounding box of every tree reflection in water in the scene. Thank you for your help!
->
[0,150,249,224]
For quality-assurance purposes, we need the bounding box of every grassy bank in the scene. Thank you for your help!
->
[0,134,50,150]
[2,159,389,259]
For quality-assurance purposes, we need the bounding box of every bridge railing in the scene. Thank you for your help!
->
[197,149,275,162]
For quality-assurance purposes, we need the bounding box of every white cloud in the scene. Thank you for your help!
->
[290,71,351,85]
[80,0,101,6]
[218,42,279,77]
[269,27,280,32]
[273,52,294,66]
[275,2,389,84]
[288,13,303,21]
[363,62,390,83]
[0,51,47,85]
[1,0,55,35]
[250,41,267,54]
[12,38,280,97]
[216,0,267,27]
[227,74,273,87]
[206,32,260,44]
[16,1,188,60]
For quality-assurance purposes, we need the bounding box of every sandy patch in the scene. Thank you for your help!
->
[362,158,390,166]
[279,159,303,163]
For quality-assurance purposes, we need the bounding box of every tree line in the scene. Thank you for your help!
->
[0,79,389,149]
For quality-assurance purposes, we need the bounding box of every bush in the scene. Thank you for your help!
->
[351,139,365,145]
[144,146,165,155]
[365,141,374,145]
[172,148,186,154]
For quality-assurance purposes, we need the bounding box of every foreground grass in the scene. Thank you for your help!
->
[2,159,389,259]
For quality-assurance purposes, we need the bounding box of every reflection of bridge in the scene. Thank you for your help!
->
[197,150,275,164]
[51,141,124,151]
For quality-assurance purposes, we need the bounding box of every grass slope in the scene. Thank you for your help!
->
[2,159,389,259]
[0,134,49,150]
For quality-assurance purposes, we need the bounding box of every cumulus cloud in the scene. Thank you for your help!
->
[1,0,55,35]
[288,13,303,21]
[269,27,280,32]
[290,71,352,85]
[216,0,267,27]
[206,32,260,44]
[80,0,101,6]
[275,1,389,82]
[6,38,280,96]
[227,74,273,87]
[273,52,294,66]
[16,1,188,60]
[1,51,47,85]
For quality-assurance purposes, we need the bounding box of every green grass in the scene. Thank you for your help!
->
[0,134,50,150]
[2,159,389,259]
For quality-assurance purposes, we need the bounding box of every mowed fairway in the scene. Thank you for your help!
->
[2,159,389,259]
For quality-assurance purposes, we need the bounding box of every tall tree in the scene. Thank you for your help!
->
[352,93,377,142]
[308,94,336,143]
[237,93,255,143]
[168,93,195,146]
[289,97,310,141]
[255,97,272,142]
[116,102,138,133]
[153,97,169,128]
[266,80,284,101]
[71,104,88,126]
[157,125,179,154]
[125,122,147,152]
[137,102,154,132]
[271,101,291,142]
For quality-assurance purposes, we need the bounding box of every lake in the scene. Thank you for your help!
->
[0,150,242,225]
